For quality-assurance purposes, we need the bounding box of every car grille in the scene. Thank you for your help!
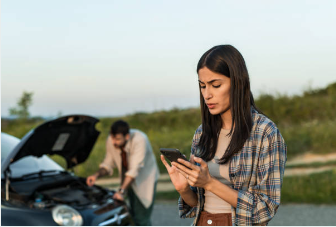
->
[98,212,130,226]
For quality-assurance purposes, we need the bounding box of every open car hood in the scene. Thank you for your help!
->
[1,115,100,173]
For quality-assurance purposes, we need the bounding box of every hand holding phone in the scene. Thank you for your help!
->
[160,148,191,169]
[160,148,192,192]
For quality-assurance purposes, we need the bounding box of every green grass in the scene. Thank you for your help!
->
[281,170,336,204]
[280,119,336,160]
[255,82,336,126]
[1,118,43,138]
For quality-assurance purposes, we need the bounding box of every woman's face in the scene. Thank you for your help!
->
[198,67,231,116]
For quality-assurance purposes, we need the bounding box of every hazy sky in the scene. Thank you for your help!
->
[2,0,336,117]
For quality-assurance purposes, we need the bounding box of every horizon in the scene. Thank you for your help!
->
[2,80,334,119]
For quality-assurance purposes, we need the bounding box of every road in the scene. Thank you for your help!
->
[151,202,336,226]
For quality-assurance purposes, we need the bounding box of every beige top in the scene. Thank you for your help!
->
[204,128,232,214]
[99,129,159,208]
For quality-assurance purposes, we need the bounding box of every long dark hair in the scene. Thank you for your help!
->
[197,45,258,164]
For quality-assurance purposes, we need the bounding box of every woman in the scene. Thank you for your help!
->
[161,45,287,226]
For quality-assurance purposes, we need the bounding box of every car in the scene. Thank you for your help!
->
[1,115,134,226]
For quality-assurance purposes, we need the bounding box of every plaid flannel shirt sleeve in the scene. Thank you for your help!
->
[235,125,287,225]
[178,186,198,218]
[178,126,202,219]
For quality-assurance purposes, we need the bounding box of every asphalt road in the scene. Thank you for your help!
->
[151,202,336,226]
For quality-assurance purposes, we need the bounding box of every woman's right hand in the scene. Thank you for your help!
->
[160,155,190,192]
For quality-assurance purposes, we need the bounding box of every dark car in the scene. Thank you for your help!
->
[1,115,133,226]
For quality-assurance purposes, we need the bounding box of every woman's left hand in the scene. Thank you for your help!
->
[172,155,213,190]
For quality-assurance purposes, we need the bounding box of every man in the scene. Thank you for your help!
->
[86,120,159,226]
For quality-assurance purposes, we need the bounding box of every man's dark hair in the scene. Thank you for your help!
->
[197,44,261,164]
[110,120,130,136]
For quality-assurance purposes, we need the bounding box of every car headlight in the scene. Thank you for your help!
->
[52,205,83,226]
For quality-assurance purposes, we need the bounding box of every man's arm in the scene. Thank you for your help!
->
[120,175,134,191]
[113,176,134,201]
[86,167,109,186]
[86,138,115,186]
[97,167,109,177]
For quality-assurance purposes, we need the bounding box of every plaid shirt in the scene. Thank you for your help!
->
[178,108,287,226]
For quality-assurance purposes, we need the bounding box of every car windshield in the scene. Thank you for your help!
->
[1,133,64,179]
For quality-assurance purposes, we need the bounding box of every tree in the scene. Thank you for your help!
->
[9,91,34,119]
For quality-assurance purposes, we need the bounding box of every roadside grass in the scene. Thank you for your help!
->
[1,118,43,138]
[281,170,336,204]
[282,119,336,160]
[154,170,336,203]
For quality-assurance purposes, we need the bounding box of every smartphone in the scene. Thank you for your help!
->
[160,148,191,168]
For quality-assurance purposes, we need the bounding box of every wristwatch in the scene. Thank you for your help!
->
[118,188,125,195]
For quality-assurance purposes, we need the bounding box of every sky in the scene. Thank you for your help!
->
[1,0,336,118]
